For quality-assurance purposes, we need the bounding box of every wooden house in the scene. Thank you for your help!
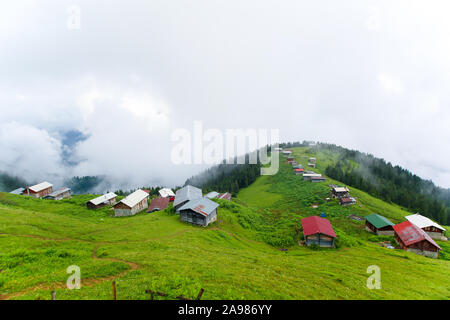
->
[330,186,350,199]
[308,157,316,163]
[303,173,321,181]
[287,156,294,163]
[44,188,71,200]
[173,185,203,212]
[340,197,356,206]
[310,176,326,183]
[294,168,304,175]
[87,192,117,209]
[393,221,441,258]
[25,182,53,198]
[301,216,337,247]
[178,197,219,227]
[365,213,395,235]
[147,197,170,212]
[113,189,149,217]
[217,192,232,201]
[308,163,316,168]
[405,214,446,240]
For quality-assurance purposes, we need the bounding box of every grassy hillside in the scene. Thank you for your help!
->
[0,147,449,300]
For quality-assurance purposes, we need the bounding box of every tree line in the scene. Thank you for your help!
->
[313,143,450,225]
[185,154,262,195]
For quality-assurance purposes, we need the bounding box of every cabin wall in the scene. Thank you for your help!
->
[29,187,53,198]
[305,233,334,247]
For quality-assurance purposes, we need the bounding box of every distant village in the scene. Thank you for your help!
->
[8,147,447,259]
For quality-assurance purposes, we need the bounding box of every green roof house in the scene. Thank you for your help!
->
[365,213,395,235]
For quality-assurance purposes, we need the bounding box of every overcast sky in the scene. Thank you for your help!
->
[1,0,450,190]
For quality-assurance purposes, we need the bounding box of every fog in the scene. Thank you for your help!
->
[1,0,449,190]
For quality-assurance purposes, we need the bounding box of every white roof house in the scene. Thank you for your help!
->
[333,187,349,193]
[205,191,220,199]
[118,189,149,208]
[89,192,117,206]
[29,181,53,192]
[159,188,175,198]
[405,214,445,231]
[303,173,322,178]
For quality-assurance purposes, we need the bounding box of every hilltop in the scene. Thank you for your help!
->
[0,147,449,300]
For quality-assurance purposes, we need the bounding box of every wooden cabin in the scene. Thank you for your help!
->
[25,182,53,198]
[44,188,71,200]
[405,214,446,240]
[308,163,316,168]
[308,157,316,163]
[340,197,356,206]
[301,216,336,247]
[303,173,321,181]
[287,156,295,164]
[173,185,203,212]
[114,189,149,217]
[393,221,441,258]
[330,186,349,199]
[147,197,170,212]
[365,213,395,235]
[310,176,326,183]
[178,197,219,227]
[87,192,117,209]
[294,168,305,175]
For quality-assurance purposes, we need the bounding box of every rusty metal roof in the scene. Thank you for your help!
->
[393,221,441,250]
[147,197,170,212]
[178,197,219,217]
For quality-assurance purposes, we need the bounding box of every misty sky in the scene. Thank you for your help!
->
[1,1,450,190]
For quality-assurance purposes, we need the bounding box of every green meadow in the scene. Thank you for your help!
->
[0,147,449,300]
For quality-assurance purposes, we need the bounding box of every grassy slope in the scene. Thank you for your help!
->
[0,147,449,300]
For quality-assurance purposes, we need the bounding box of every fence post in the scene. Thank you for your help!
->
[51,291,56,300]
[196,288,205,300]
[112,281,117,300]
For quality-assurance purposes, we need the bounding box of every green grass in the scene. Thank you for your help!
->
[0,148,449,299]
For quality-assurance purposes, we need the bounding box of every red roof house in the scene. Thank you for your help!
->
[147,197,170,213]
[393,221,441,258]
[217,192,232,201]
[301,216,336,247]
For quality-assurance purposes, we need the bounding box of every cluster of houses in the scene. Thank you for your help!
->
[278,148,446,258]
[84,185,231,227]
[9,182,72,200]
[299,212,445,258]
[7,149,447,258]
[329,185,357,206]
[364,212,445,258]
[280,150,326,183]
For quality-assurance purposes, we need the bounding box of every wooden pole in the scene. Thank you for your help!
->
[196,288,205,300]
[112,281,117,300]
[51,291,56,300]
